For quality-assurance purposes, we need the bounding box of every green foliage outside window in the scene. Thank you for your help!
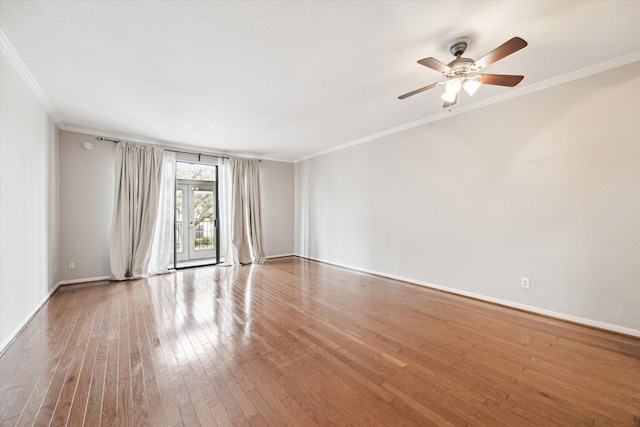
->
[176,162,216,181]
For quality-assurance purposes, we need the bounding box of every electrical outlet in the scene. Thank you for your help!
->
[68,261,75,270]
[521,277,530,289]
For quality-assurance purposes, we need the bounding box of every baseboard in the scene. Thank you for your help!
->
[57,276,110,286]
[266,253,295,260]
[294,254,640,338]
[0,282,61,355]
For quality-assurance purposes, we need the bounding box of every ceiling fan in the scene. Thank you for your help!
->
[398,37,528,108]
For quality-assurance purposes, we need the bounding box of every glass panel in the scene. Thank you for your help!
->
[175,189,184,254]
[193,189,215,251]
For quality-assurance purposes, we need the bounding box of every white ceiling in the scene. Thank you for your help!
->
[1,1,639,162]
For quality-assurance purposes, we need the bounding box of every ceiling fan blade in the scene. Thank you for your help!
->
[443,93,458,109]
[398,82,440,99]
[417,57,452,74]
[476,74,524,87]
[473,37,527,70]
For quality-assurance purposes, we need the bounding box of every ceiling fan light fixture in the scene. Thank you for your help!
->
[445,78,462,94]
[441,78,462,102]
[463,78,482,96]
[441,89,458,103]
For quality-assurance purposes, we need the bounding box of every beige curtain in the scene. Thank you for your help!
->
[221,158,265,265]
[109,142,173,280]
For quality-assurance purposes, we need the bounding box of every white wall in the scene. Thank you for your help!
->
[58,130,116,282]
[0,51,59,350]
[295,62,640,334]
[58,130,295,281]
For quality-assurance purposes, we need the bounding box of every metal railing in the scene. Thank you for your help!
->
[194,220,215,250]
[175,220,216,252]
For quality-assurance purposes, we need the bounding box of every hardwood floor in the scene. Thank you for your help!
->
[1,256,638,426]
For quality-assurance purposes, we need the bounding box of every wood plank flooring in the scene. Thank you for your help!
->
[1,256,639,426]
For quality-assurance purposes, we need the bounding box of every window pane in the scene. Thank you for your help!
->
[193,190,215,251]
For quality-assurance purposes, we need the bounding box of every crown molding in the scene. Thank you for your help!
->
[59,123,294,163]
[0,29,62,125]
[295,51,640,163]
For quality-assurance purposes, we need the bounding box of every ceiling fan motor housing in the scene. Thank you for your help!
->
[446,37,475,77]
[447,57,474,77]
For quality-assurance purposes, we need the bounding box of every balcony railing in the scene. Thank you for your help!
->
[194,220,215,250]
[175,220,215,252]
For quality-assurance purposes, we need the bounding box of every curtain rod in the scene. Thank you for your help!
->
[164,149,230,161]
[96,136,243,161]
[97,136,120,143]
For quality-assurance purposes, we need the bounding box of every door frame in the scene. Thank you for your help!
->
[173,165,220,267]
